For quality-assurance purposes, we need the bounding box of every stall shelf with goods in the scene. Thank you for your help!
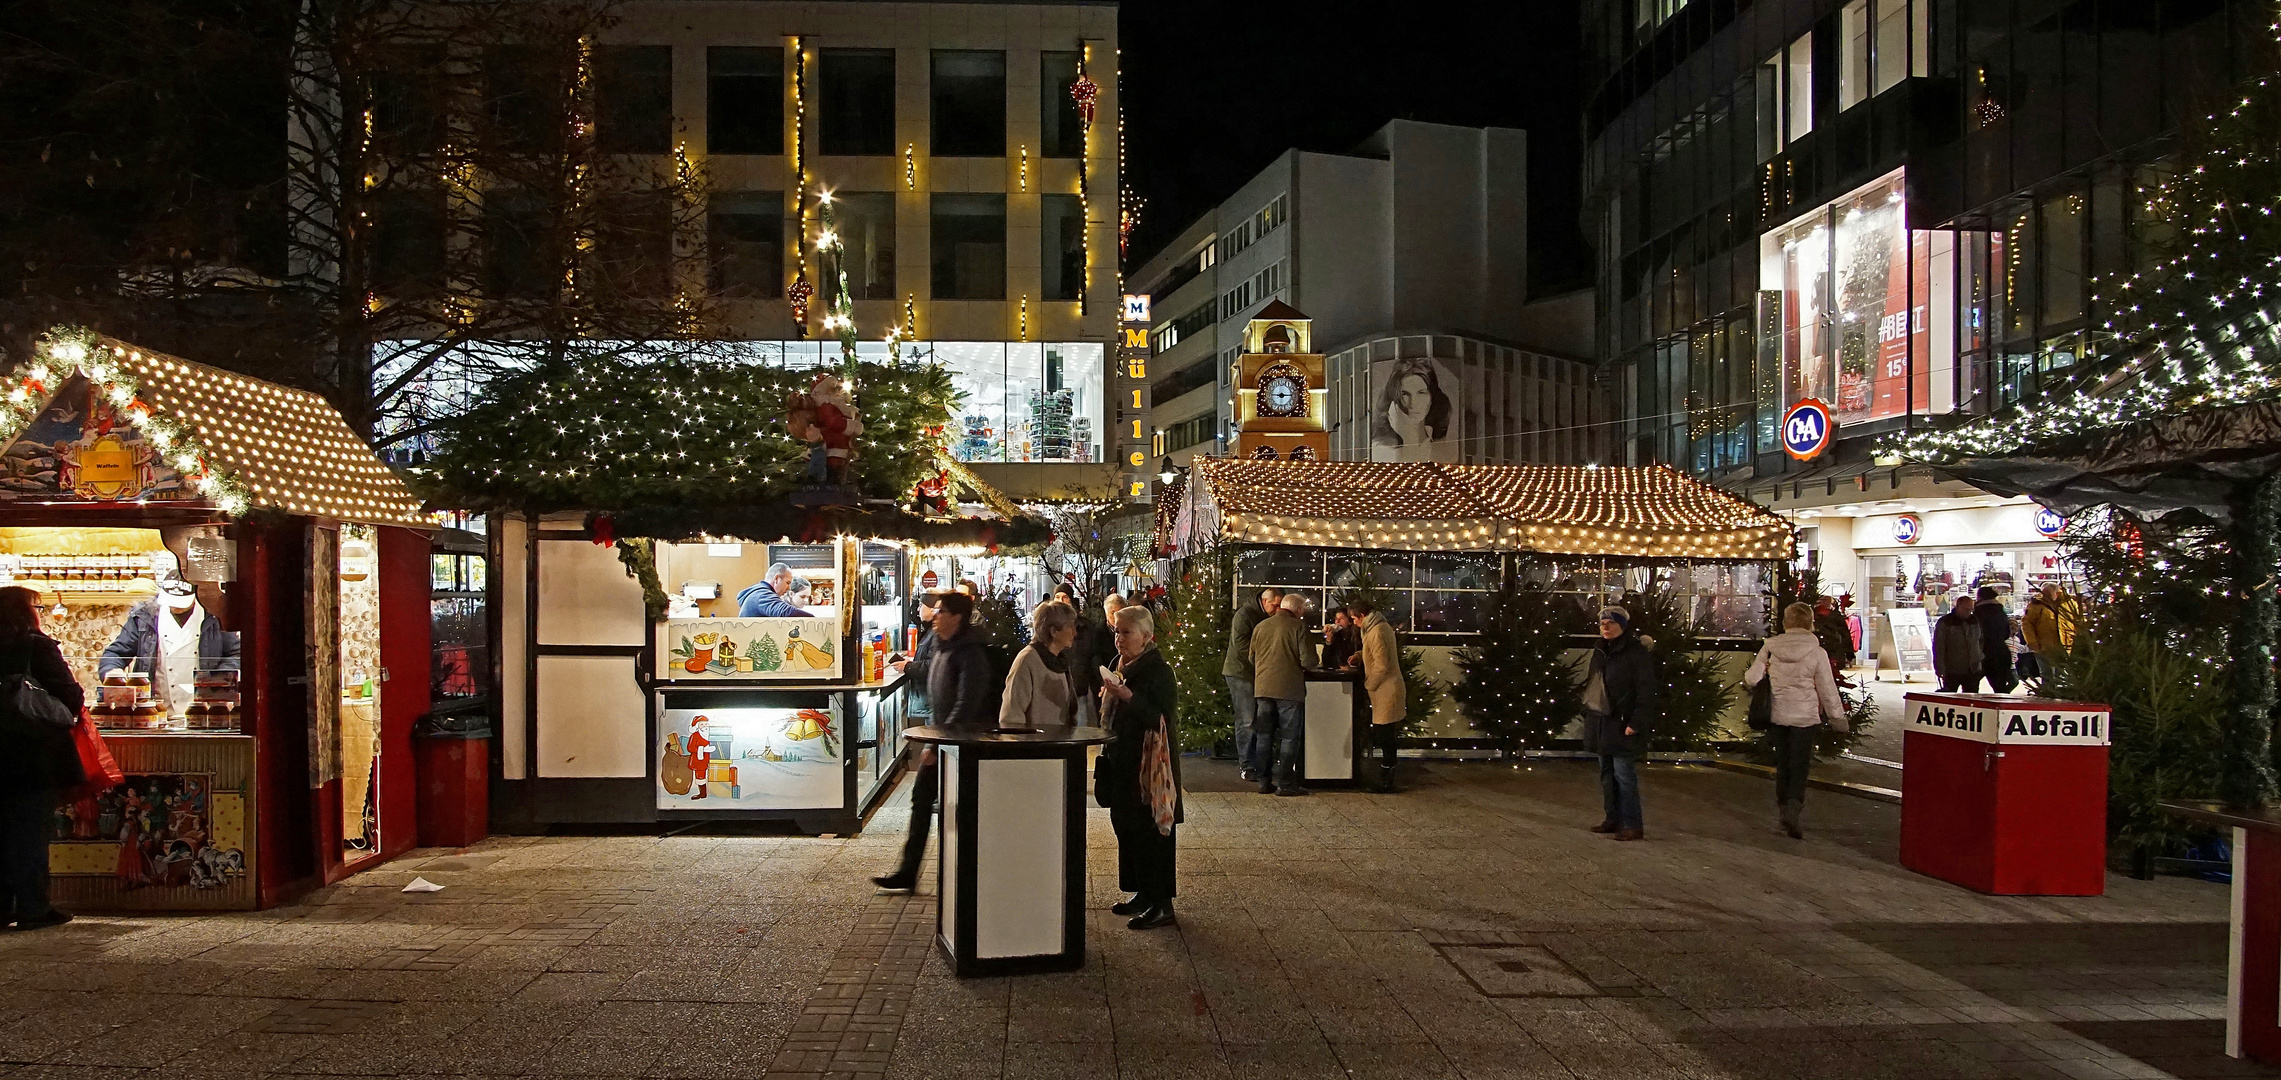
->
[0,327,432,910]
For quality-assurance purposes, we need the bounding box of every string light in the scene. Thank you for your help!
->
[788,34,812,334]
[904,142,916,190]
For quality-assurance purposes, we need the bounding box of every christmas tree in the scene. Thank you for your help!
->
[1158,557,1232,752]
[1452,578,1584,750]
[749,634,782,672]
[1625,587,1734,751]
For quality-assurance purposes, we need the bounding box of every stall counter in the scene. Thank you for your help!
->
[653,668,913,834]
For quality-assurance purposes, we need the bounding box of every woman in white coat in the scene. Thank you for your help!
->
[1000,600,1080,728]
[1745,602,1849,839]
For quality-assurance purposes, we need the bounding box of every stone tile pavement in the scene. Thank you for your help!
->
[0,759,2267,1080]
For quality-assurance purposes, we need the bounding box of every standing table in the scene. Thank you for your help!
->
[1899,692,2112,895]
[1301,669,1368,786]
[905,725,1109,976]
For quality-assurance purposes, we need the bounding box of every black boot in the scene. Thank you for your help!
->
[1110,893,1149,916]
[871,869,917,892]
[1128,900,1177,930]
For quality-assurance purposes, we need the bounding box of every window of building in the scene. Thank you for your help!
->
[1215,194,1287,262]
[820,49,896,156]
[931,50,1006,158]
[709,191,783,297]
[1759,168,1971,429]
[1873,0,1913,93]
[597,191,673,297]
[1041,193,1085,301]
[1152,298,1216,352]
[1041,52,1084,159]
[484,45,563,155]
[1219,260,1286,320]
[825,192,895,301]
[368,190,445,296]
[484,189,553,299]
[2040,189,2086,330]
[929,341,1103,462]
[1161,412,1215,454]
[1152,357,1217,408]
[708,47,782,155]
[1841,1,1870,111]
[931,193,1005,299]
[1785,34,1814,143]
[372,47,447,157]
[595,46,672,155]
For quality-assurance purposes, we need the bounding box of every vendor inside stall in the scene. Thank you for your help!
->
[736,562,816,618]
[97,560,239,722]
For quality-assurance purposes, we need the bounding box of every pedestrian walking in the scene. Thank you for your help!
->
[1746,603,1849,839]
[0,585,82,929]
[1348,599,1407,793]
[1097,605,1181,929]
[999,601,1079,728]
[873,590,992,893]
[1581,606,1656,841]
[1222,588,1281,782]
[2020,584,2067,682]
[897,592,942,722]
[1249,593,1316,796]
[1932,594,1984,693]
[1974,587,2018,693]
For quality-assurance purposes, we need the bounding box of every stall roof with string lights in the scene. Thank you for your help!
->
[1164,459,1794,563]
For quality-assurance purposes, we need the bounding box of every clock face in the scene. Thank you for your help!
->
[1259,374,1306,417]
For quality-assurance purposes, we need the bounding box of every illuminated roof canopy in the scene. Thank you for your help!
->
[1170,458,1793,562]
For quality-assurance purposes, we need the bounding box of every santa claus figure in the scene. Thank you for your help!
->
[804,372,863,486]
[685,716,715,800]
[911,470,950,516]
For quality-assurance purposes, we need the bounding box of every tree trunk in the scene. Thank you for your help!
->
[2226,470,2281,809]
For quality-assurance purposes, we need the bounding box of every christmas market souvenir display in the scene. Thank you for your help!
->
[426,347,1049,834]
[0,327,432,910]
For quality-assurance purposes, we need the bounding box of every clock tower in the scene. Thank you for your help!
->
[1231,301,1330,462]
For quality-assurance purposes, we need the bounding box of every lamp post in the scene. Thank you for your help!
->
[1157,457,1177,487]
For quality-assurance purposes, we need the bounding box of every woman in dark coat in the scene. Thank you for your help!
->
[0,585,83,929]
[1097,604,1182,929]
[1581,605,1657,841]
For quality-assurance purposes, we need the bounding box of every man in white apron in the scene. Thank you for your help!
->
[153,580,203,718]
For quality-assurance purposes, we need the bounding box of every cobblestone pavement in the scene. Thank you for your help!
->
[0,760,2264,1080]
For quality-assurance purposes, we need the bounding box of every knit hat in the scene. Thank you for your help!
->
[1598,606,1630,631]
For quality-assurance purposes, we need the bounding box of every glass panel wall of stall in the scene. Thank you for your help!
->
[500,519,918,833]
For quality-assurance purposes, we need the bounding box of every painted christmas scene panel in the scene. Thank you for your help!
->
[657,705,842,811]
[50,773,248,891]
[659,617,839,680]
[2,375,193,504]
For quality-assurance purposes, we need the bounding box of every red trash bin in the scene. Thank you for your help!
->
[1899,692,2111,895]
[415,733,491,849]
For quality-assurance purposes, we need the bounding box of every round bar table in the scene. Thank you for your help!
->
[904,725,1110,976]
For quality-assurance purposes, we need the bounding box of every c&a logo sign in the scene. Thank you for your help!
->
[1782,399,1834,461]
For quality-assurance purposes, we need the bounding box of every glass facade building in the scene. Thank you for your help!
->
[1583,0,2268,478]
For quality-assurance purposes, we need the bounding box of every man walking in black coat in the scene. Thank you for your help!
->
[873,591,992,893]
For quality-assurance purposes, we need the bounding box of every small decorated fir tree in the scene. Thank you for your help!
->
[1331,557,1444,727]
[1452,578,1584,750]
[1159,558,1233,752]
[1626,587,1734,752]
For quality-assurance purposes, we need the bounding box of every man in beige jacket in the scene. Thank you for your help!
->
[1346,599,1407,792]
[1249,594,1317,795]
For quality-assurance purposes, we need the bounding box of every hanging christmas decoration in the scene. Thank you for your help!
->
[1070,70,1099,127]
[787,275,814,327]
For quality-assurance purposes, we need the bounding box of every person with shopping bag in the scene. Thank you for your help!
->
[1097,604,1181,930]
[1745,602,1849,839]
[0,585,88,929]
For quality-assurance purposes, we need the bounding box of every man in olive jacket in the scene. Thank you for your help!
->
[1249,594,1317,796]
[1222,588,1281,781]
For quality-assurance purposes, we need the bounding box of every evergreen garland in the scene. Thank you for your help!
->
[1452,577,1584,750]
[613,537,669,621]
[1159,556,1232,752]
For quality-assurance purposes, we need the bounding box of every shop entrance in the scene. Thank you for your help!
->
[337,524,384,861]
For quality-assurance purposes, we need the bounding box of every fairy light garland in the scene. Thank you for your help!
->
[788,34,813,333]
[1894,63,2281,465]
[1075,42,1095,316]
[1,327,423,523]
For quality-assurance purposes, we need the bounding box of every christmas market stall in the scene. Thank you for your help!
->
[1162,458,1795,765]
[0,327,433,911]
[425,347,1047,834]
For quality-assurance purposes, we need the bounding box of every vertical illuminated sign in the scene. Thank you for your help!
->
[1119,295,1153,498]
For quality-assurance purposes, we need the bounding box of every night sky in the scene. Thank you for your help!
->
[1117,0,1590,295]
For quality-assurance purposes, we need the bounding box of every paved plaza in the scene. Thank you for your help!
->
[0,760,2261,1080]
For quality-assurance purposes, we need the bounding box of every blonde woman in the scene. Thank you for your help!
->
[1745,602,1848,839]
[1000,601,1079,729]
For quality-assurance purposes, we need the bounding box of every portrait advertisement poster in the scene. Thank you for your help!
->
[1884,608,1935,678]
[658,702,842,811]
[1367,355,1459,462]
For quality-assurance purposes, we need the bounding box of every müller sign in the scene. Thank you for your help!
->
[1906,696,2110,746]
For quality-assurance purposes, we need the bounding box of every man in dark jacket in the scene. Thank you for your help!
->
[1973,586,2017,693]
[894,593,942,721]
[1222,588,1281,781]
[1933,595,1985,693]
[1071,594,1126,725]
[874,592,990,893]
[1582,606,1657,841]
[1098,605,1182,929]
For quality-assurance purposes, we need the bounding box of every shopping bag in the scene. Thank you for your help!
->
[1140,723,1176,836]
[66,717,125,798]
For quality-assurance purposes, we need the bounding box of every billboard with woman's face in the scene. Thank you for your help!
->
[1368,356,1456,462]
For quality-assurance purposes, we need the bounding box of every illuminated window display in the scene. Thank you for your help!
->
[1759,168,1983,428]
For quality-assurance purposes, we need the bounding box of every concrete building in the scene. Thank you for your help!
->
[1127,119,1604,471]
[367,0,1121,486]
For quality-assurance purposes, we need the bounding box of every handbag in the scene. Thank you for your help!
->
[1139,721,1176,836]
[1747,677,1773,731]
[65,719,124,798]
[1,672,77,731]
